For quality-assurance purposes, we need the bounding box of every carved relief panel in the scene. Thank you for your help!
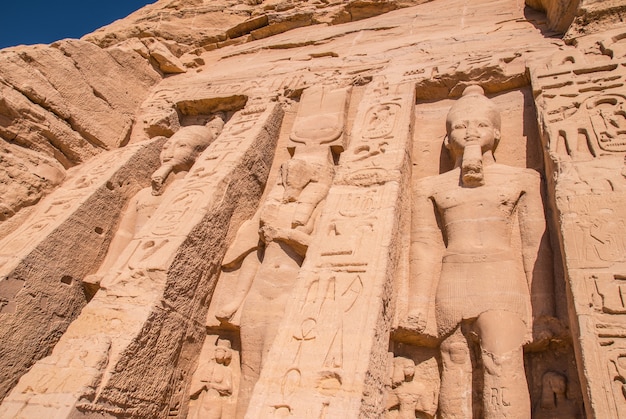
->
[531,33,626,418]
[204,84,351,417]
[0,100,284,418]
[241,80,415,418]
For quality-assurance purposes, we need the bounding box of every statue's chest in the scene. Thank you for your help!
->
[432,184,522,216]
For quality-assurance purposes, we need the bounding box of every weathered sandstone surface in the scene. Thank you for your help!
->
[1,0,625,418]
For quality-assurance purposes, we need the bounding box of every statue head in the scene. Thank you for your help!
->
[214,339,233,366]
[152,115,225,195]
[444,86,501,160]
[392,357,416,387]
[280,158,316,203]
[159,115,225,172]
[279,147,334,204]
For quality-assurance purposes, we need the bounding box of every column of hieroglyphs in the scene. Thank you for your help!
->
[0,99,283,418]
[530,26,626,419]
[0,137,165,401]
[246,79,414,418]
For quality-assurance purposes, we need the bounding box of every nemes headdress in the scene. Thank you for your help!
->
[446,85,501,132]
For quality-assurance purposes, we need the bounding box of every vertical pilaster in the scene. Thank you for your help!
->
[0,138,164,401]
[530,38,626,418]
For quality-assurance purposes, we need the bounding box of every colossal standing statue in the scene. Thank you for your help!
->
[214,145,335,411]
[84,116,224,292]
[408,86,553,418]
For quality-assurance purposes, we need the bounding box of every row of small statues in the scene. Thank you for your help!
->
[89,86,556,418]
[188,342,577,419]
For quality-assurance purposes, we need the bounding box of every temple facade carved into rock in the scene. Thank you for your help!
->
[1,0,626,417]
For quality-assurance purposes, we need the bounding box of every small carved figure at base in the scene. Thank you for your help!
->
[188,339,234,419]
[386,357,435,419]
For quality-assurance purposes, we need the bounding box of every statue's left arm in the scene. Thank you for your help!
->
[210,368,233,396]
[189,364,210,398]
[518,170,554,319]
[263,195,326,258]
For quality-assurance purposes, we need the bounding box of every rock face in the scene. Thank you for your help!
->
[0,0,625,417]
[0,38,161,222]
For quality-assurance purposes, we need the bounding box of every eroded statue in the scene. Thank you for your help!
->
[84,116,224,292]
[214,145,334,410]
[386,357,436,419]
[188,339,234,419]
[408,86,553,418]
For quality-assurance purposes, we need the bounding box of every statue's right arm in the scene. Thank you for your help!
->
[189,364,210,398]
[94,192,140,276]
[216,217,262,321]
[407,182,443,332]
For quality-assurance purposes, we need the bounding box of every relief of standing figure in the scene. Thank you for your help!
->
[188,339,234,419]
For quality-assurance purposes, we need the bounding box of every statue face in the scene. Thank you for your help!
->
[446,109,500,158]
[160,136,199,171]
[214,348,226,363]
[403,365,415,380]
[280,159,311,203]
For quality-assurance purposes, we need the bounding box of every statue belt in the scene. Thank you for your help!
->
[442,251,515,263]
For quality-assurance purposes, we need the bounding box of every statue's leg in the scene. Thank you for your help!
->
[237,295,266,416]
[475,310,529,419]
[439,326,472,419]
[215,251,260,321]
[202,390,224,419]
[237,291,292,415]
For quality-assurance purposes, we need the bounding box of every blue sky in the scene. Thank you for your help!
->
[0,1,156,49]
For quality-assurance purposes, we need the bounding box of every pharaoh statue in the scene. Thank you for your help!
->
[188,339,234,419]
[535,371,580,418]
[214,144,335,410]
[408,86,553,418]
[83,116,224,292]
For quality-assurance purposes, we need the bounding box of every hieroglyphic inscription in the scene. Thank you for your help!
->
[339,80,414,187]
[597,336,626,417]
[532,47,626,167]
[596,274,626,314]
[289,85,351,153]
[534,44,626,416]
[247,81,415,418]
[588,94,626,152]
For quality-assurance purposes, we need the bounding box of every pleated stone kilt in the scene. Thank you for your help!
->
[435,251,531,337]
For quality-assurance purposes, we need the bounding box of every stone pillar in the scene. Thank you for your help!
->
[246,80,414,418]
[0,100,283,418]
[0,137,165,400]
[530,30,626,418]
